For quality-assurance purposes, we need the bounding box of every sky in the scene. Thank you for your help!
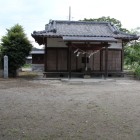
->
[0,0,140,48]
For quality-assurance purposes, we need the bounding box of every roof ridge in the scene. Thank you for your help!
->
[49,19,109,25]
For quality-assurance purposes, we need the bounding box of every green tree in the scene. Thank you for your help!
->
[0,46,2,69]
[124,41,140,67]
[1,24,32,77]
[82,16,130,33]
[124,27,140,68]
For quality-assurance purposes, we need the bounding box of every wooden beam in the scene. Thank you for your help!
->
[85,44,87,71]
[93,50,95,70]
[67,48,69,72]
[72,43,107,49]
[56,50,58,70]
[76,56,78,71]
[44,38,47,71]
[66,42,72,79]
[121,42,124,71]
[105,46,108,79]
[100,49,103,71]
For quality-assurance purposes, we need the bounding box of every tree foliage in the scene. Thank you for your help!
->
[124,41,140,67]
[124,27,140,68]
[0,48,2,69]
[0,24,32,77]
[82,16,130,33]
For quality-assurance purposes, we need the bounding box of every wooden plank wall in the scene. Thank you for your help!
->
[74,50,101,71]
[47,49,57,70]
[103,50,121,70]
[93,51,100,70]
[45,48,122,72]
[71,50,77,70]
[32,54,44,64]
[77,53,85,70]
[58,49,67,70]
[46,48,67,71]
[87,50,94,70]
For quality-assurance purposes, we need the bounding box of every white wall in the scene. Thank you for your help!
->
[109,42,122,49]
[47,38,122,49]
[47,38,67,47]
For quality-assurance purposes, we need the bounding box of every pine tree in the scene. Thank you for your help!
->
[1,24,32,77]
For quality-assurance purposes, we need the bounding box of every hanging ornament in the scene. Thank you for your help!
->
[76,52,81,57]
[72,44,101,57]
[74,49,79,53]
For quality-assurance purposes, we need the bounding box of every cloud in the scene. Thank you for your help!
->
[0,0,140,48]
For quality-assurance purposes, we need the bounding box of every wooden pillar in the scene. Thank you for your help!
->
[121,42,124,71]
[105,46,108,79]
[76,56,78,71]
[44,38,47,71]
[85,43,87,70]
[67,42,72,79]
[100,49,103,71]
[56,49,58,71]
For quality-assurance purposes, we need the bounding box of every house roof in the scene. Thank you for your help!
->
[31,48,44,54]
[31,51,44,54]
[26,56,32,59]
[32,20,138,45]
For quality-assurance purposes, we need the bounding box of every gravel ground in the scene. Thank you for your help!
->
[0,76,140,140]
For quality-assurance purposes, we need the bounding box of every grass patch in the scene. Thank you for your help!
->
[18,71,40,78]
[22,64,31,68]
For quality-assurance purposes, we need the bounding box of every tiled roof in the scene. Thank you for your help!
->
[32,48,44,51]
[31,48,44,54]
[32,20,138,45]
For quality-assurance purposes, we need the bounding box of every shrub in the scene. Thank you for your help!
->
[134,66,140,77]
[0,52,2,69]
[22,64,31,68]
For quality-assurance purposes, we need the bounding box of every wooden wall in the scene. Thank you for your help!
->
[71,50,77,70]
[70,50,101,71]
[103,50,122,71]
[32,54,44,64]
[45,48,122,72]
[46,48,67,71]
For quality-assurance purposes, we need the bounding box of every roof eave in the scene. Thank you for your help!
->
[63,36,118,43]
[116,37,139,42]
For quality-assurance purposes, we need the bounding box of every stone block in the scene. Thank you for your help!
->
[83,75,90,79]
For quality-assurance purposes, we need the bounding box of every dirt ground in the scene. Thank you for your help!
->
[0,73,140,140]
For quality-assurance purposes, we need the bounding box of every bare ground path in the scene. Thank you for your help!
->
[0,77,140,140]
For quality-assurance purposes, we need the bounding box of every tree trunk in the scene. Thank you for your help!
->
[9,69,18,78]
[14,69,17,78]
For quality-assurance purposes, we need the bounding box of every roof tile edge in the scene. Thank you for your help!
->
[50,19,109,25]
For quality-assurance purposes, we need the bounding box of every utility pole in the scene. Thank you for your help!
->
[69,6,71,21]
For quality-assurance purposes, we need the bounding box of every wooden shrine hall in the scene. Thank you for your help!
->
[31,20,138,79]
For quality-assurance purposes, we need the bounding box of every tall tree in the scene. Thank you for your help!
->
[124,27,140,67]
[0,48,2,69]
[124,41,140,67]
[82,16,130,33]
[0,24,32,77]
